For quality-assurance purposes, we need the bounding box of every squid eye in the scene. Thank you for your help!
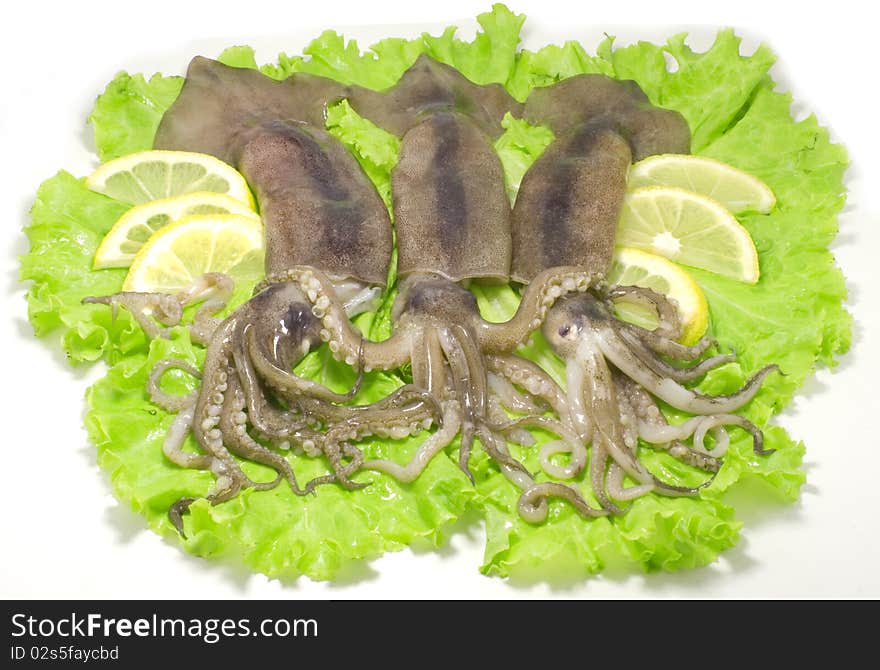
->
[558,325,571,338]
[280,304,311,335]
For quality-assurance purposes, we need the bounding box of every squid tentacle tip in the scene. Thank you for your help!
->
[168,496,197,538]
[458,461,476,485]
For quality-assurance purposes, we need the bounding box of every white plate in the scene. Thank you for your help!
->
[3,0,879,599]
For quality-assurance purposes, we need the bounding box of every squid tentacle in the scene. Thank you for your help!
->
[486,352,583,476]
[612,372,725,473]
[244,324,365,404]
[233,334,315,441]
[437,326,531,481]
[161,399,212,470]
[304,440,369,493]
[606,284,682,340]
[620,323,718,361]
[589,443,625,514]
[606,381,655,502]
[606,464,655,501]
[576,335,655,486]
[148,358,202,412]
[219,372,306,495]
[169,498,197,538]
[437,327,480,482]
[83,272,233,345]
[596,324,778,415]
[690,414,769,456]
[178,273,235,345]
[618,328,736,384]
[486,396,536,447]
[184,324,274,505]
[83,291,183,340]
[486,354,569,420]
[410,326,446,398]
[518,482,608,523]
[490,414,586,480]
[310,395,440,490]
[667,442,724,472]
[363,402,462,483]
[478,267,598,354]
[487,372,546,415]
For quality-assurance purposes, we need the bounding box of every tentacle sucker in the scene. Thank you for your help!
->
[363,402,462,483]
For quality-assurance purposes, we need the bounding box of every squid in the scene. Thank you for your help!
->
[509,77,776,516]
[281,70,597,486]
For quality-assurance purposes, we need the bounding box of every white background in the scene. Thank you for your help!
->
[2,0,879,599]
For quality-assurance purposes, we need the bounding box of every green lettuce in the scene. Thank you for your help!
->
[19,171,145,364]
[88,72,183,162]
[507,37,615,101]
[19,3,850,580]
[493,113,555,202]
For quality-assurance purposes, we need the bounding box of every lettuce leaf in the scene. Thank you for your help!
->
[421,2,524,85]
[20,5,850,581]
[19,171,146,364]
[609,30,777,151]
[325,99,400,210]
[493,113,555,202]
[265,3,524,89]
[89,72,183,162]
[507,37,615,102]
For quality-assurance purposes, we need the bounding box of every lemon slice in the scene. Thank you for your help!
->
[628,154,775,215]
[616,186,760,283]
[94,192,261,270]
[608,247,709,345]
[86,150,255,208]
[123,214,264,292]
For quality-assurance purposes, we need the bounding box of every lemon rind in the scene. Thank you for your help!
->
[628,154,776,214]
